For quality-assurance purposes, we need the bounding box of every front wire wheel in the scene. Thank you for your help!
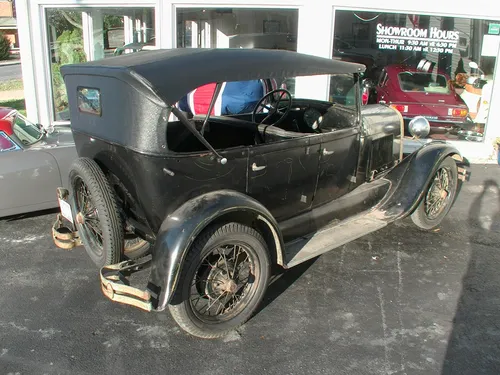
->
[411,157,458,230]
[169,223,270,338]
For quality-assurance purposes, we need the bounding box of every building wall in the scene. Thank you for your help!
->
[14,0,500,161]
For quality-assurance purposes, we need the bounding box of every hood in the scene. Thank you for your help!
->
[30,126,75,150]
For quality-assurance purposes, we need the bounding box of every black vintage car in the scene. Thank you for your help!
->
[52,48,467,338]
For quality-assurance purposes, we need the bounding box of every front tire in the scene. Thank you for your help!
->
[411,156,458,230]
[169,222,271,339]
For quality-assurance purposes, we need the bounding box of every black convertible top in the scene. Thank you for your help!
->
[61,48,365,105]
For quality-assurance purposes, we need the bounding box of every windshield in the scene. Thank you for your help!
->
[398,72,450,94]
[13,114,44,145]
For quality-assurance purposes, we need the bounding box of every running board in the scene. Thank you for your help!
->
[284,215,387,268]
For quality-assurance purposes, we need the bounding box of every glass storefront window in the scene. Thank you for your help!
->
[46,8,155,121]
[176,8,298,51]
[46,9,86,121]
[333,10,500,143]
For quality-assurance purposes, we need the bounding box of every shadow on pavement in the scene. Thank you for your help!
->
[442,179,500,374]
[253,257,319,317]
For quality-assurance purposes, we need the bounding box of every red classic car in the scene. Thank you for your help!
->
[374,65,471,133]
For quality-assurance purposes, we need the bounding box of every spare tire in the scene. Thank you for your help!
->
[69,157,124,268]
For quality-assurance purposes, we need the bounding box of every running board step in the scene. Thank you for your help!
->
[284,215,387,268]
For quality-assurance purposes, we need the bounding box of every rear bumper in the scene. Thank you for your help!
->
[52,188,82,249]
[402,116,470,129]
[100,258,155,312]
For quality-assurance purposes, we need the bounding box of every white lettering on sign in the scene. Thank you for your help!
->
[375,23,460,53]
[376,24,428,38]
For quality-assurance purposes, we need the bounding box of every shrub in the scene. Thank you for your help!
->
[0,32,11,61]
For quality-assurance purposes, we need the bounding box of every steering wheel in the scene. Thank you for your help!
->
[251,89,292,128]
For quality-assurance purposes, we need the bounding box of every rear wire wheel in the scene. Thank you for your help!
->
[69,158,124,268]
[123,234,150,260]
[169,222,270,338]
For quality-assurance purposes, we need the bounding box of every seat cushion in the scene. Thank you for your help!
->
[258,124,302,143]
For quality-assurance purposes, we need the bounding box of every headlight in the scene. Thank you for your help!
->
[408,116,430,138]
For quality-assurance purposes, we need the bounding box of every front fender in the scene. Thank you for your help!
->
[375,141,463,221]
[148,189,284,311]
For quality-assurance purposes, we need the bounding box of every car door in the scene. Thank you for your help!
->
[247,135,320,221]
[312,102,361,208]
[0,131,62,217]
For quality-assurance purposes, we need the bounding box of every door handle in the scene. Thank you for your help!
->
[252,162,267,171]
[322,149,334,156]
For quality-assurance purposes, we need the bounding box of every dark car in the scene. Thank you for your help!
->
[374,65,471,133]
[52,48,467,338]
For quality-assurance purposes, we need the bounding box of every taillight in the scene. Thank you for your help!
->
[362,91,369,105]
[390,104,408,113]
[448,108,468,117]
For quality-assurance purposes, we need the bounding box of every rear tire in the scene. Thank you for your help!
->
[69,158,124,268]
[411,157,458,230]
[169,222,270,339]
[123,235,150,260]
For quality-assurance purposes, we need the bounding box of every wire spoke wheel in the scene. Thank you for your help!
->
[74,176,104,253]
[411,157,458,230]
[69,158,124,268]
[189,244,255,322]
[169,222,270,339]
[424,167,452,220]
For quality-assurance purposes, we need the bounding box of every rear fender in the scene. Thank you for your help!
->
[148,190,284,311]
[374,142,463,221]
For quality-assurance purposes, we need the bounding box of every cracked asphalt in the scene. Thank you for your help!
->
[1,164,500,375]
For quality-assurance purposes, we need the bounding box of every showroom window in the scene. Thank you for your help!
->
[46,8,155,122]
[176,8,298,50]
[333,10,500,143]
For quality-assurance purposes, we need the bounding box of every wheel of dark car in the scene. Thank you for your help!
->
[69,157,124,268]
[251,89,292,128]
[169,222,271,338]
[410,157,458,230]
[123,235,150,260]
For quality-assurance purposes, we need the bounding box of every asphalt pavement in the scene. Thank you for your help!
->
[0,63,22,82]
[1,164,500,375]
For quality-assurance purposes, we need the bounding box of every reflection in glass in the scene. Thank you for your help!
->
[46,8,155,122]
[177,8,298,51]
[46,9,86,122]
[77,87,101,116]
[333,10,499,143]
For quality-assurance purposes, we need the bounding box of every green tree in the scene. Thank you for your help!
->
[0,32,11,61]
[51,28,87,113]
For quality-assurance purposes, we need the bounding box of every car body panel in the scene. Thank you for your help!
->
[0,147,61,216]
[247,136,320,221]
[0,108,77,218]
[148,189,284,311]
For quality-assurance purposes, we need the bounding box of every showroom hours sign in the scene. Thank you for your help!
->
[376,24,459,53]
